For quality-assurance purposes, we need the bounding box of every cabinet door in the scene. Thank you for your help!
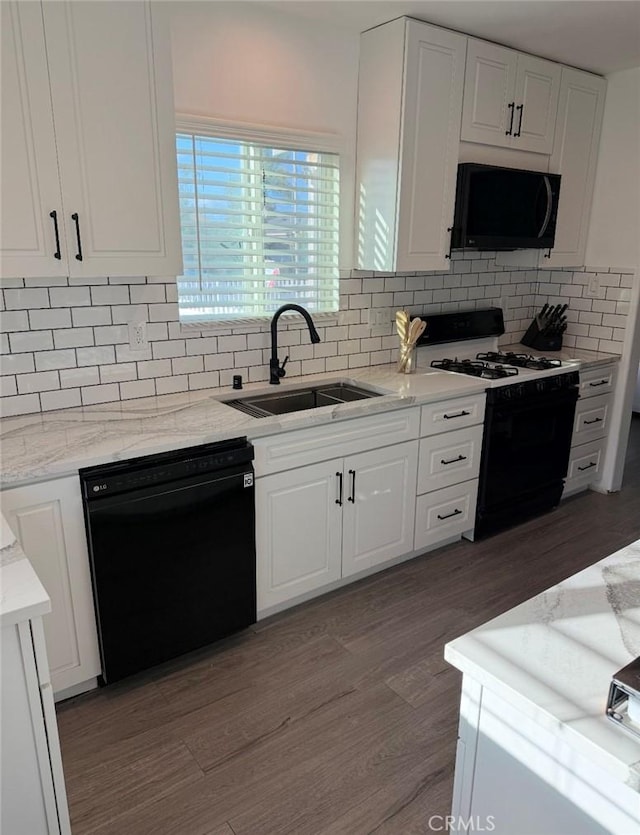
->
[256,460,343,612]
[342,440,418,578]
[0,477,101,694]
[460,40,517,148]
[542,68,606,267]
[513,54,561,154]
[395,22,467,271]
[0,2,66,279]
[42,1,182,277]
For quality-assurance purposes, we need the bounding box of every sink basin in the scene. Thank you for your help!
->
[225,382,382,418]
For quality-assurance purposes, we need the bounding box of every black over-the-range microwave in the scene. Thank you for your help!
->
[451,163,561,251]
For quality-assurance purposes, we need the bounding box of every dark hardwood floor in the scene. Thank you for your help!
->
[56,415,640,835]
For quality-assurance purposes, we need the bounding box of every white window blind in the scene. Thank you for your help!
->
[176,132,340,324]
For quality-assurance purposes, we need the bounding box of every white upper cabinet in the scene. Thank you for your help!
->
[542,68,606,268]
[1,3,65,278]
[355,18,466,272]
[0,1,182,280]
[461,39,561,154]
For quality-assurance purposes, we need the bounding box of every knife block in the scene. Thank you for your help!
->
[521,318,563,352]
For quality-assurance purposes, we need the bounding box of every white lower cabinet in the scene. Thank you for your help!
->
[256,439,418,612]
[415,480,478,551]
[563,363,616,497]
[1,616,71,834]
[0,476,100,695]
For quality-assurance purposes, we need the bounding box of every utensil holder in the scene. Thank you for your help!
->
[521,318,563,352]
[398,343,417,374]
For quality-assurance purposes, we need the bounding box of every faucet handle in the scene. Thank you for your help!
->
[278,355,289,378]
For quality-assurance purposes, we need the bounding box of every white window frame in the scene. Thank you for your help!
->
[175,114,345,332]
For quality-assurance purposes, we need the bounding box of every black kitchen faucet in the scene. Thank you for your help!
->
[269,304,321,384]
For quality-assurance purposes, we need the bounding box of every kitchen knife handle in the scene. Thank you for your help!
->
[348,469,356,503]
[335,472,343,506]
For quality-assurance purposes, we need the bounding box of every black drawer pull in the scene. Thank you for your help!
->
[49,210,61,259]
[335,472,343,506]
[584,417,603,425]
[506,101,515,135]
[577,462,597,471]
[348,469,356,503]
[440,455,467,465]
[437,508,462,521]
[589,380,607,387]
[71,212,83,261]
[443,410,470,420]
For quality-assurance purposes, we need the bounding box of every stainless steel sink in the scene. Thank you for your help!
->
[224,382,382,418]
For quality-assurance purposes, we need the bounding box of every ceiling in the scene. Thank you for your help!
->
[265,1,640,75]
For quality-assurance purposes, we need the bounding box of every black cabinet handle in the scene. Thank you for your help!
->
[348,469,356,503]
[506,102,515,135]
[437,508,462,521]
[335,472,343,506]
[440,454,467,465]
[445,226,453,259]
[589,380,607,387]
[514,104,524,137]
[578,462,597,471]
[443,410,470,420]
[584,417,603,425]
[49,210,62,260]
[71,212,83,261]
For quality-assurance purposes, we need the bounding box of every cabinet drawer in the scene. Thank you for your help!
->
[579,364,616,399]
[420,394,486,437]
[573,393,610,445]
[414,480,478,551]
[253,407,420,476]
[566,439,604,482]
[417,425,483,494]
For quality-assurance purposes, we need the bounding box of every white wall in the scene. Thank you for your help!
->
[585,67,640,271]
[168,0,360,268]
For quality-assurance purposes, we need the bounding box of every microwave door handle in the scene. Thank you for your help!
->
[537,176,553,238]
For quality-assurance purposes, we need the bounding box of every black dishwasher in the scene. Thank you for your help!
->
[80,438,256,684]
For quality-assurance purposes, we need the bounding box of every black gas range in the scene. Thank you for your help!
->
[415,309,580,538]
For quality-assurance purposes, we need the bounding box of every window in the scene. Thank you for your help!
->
[176,130,340,324]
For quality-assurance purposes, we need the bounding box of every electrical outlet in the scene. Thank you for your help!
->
[128,321,148,351]
[585,274,601,297]
[367,308,389,335]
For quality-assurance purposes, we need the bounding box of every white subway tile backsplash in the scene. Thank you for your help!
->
[17,370,60,393]
[50,286,91,307]
[9,330,54,353]
[72,306,112,327]
[0,353,35,375]
[29,308,72,330]
[81,383,120,405]
[35,349,76,371]
[4,288,50,310]
[91,286,130,306]
[77,345,116,367]
[0,311,30,332]
[54,327,95,349]
[41,389,82,412]
[120,379,156,400]
[0,254,629,417]
[60,366,100,388]
[1,393,40,417]
[0,376,17,397]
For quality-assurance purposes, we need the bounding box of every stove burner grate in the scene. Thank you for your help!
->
[431,358,519,380]
[476,351,562,370]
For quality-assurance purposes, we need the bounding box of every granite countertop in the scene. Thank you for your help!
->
[0,512,51,627]
[445,538,640,792]
[0,364,488,488]
[0,347,620,489]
